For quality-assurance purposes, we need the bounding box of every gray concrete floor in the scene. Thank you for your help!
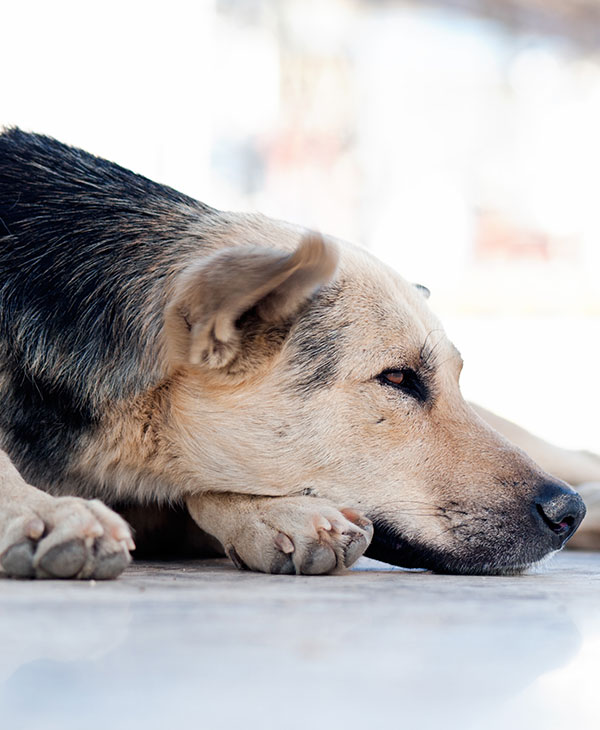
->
[1,552,599,730]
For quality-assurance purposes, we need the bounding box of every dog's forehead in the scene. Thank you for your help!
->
[335,246,440,336]
[287,245,458,387]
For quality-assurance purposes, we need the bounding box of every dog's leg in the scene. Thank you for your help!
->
[471,403,600,548]
[0,450,135,579]
[186,493,373,574]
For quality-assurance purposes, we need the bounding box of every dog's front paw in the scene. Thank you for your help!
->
[224,497,373,575]
[0,495,135,580]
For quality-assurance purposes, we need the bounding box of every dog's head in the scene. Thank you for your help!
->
[164,218,585,574]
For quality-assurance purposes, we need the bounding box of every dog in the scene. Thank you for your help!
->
[0,128,591,580]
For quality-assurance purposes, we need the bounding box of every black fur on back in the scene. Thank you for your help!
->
[0,128,214,477]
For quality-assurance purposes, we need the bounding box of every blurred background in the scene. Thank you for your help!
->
[2,0,599,450]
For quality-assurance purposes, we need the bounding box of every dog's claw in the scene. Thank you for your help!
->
[344,531,371,567]
[274,532,294,554]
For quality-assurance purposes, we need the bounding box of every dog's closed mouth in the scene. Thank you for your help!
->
[365,516,535,576]
[365,517,441,571]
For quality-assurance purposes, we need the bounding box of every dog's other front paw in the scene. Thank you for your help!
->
[0,495,135,580]
[222,497,373,575]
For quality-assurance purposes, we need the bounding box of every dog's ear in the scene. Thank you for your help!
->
[165,233,338,369]
[413,283,430,299]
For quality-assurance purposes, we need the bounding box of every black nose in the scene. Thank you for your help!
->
[533,482,586,547]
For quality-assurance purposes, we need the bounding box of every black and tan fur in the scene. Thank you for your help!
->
[0,129,595,580]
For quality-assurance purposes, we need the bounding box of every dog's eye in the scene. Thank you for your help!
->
[377,368,428,402]
[383,371,404,386]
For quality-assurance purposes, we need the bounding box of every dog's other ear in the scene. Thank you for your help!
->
[413,283,431,299]
[165,233,338,369]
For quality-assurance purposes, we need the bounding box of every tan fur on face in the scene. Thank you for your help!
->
[67,211,574,573]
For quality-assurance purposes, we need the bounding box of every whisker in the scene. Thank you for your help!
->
[367,499,471,515]
[419,328,445,368]
[433,522,468,538]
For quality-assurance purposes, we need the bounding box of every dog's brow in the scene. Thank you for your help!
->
[420,333,462,371]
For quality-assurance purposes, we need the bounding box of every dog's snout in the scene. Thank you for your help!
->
[533,482,586,547]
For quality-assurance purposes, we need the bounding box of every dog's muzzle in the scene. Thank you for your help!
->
[364,479,586,575]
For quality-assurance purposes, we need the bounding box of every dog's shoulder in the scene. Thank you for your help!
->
[0,130,218,408]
